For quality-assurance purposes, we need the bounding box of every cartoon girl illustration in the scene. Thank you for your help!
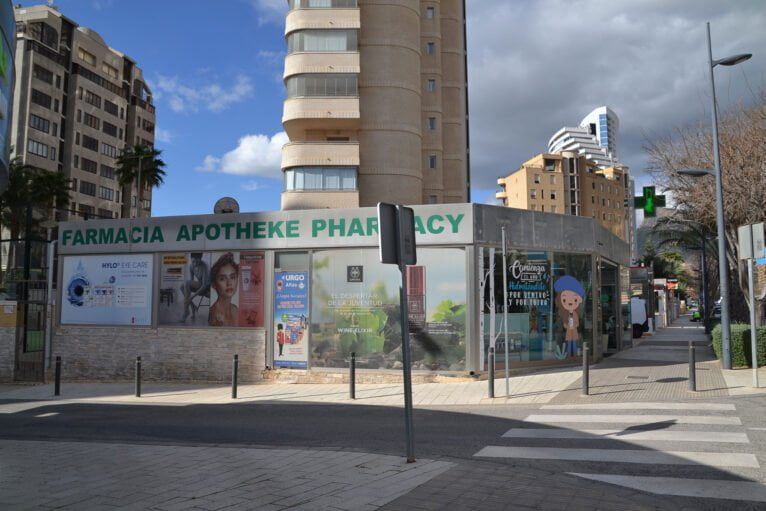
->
[554,276,585,358]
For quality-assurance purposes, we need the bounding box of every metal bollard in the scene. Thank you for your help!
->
[350,352,356,400]
[582,343,589,396]
[689,345,697,392]
[135,356,142,398]
[232,354,239,399]
[488,347,495,398]
[54,356,61,396]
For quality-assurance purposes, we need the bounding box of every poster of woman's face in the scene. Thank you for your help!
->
[208,252,240,327]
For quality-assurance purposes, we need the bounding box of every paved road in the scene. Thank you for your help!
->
[2,317,766,510]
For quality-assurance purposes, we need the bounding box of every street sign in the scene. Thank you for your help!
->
[738,223,765,260]
[378,202,417,267]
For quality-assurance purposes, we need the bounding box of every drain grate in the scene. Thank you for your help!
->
[626,375,650,380]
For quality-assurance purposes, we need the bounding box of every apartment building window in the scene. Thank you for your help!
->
[29,21,59,50]
[284,167,357,191]
[27,139,49,158]
[81,157,98,174]
[426,42,435,55]
[50,147,56,161]
[549,175,556,185]
[83,112,100,130]
[543,159,556,171]
[602,198,606,206]
[97,208,113,219]
[101,143,118,158]
[529,189,537,199]
[55,75,61,89]
[70,178,77,191]
[289,0,358,8]
[101,62,119,80]
[53,99,59,113]
[427,79,436,92]
[286,74,357,97]
[429,195,438,204]
[31,88,52,109]
[77,47,97,66]
[104,100,119,117]
[102,121,118,137]
[551,205,557,213]
[550,191,557,200]
[79,180,96,196]
[541,205,545,212]
[425,6,435,19]
[530,205,536,211]
[32,64,53,84]
[84,90,102,108]
[73,155,79,168]
[287,29,358,53]
[100,164,115,179]
[591,196,595,204]
[81,134,99,152]
[429,155,437,169]
[592,182,595,190]
[79,204,95,218]
[52,123,58,137]
[29,114,50,133]
[98,186,114,201]
[600,183,604,192]
[534,174,540,184]
[427,117,436,130]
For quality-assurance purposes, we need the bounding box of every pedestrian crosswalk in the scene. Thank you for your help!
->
[473,401,766,503]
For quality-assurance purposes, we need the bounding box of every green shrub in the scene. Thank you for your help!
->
[711,323,766,367]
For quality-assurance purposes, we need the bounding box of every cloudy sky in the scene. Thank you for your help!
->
[18,0,766,215]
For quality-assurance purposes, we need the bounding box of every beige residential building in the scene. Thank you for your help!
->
[12,4,155,220]
[496,152,628,240]
[281,0,469,210]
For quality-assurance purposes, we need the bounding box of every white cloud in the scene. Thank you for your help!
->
[154,127,173,144]
[251,0,287,26]
[241,180,263,191]
[152,74,253,114]
[195,155,220,173]
[197,132,288,177]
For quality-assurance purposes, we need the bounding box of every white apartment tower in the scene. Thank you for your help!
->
[281,0,469,210]
[12,4,156,220]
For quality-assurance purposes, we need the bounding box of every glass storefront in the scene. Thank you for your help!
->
[310,247,467,371]
[482,248,592,366]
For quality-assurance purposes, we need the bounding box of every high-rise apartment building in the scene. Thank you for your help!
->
[548,105,619,168]
[12,4,156,220]
[496,152,628,240]
[280,0,469,210]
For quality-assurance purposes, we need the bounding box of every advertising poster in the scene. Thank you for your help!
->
[61,254,153,325]
[274,271,308,368]
[238,251,265,327]
[310,248,466,371]
[208,251,241,327]
[159,252,211,326]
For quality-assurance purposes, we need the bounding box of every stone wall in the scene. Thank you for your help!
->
[49,327,266,383]
[0,327,15,382]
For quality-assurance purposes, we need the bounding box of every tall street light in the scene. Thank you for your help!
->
[678,23,751,370]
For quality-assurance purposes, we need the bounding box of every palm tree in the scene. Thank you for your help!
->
[115,145,166,218]
[0,158,70,273]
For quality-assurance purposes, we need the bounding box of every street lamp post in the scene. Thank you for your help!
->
[677,24,751,370]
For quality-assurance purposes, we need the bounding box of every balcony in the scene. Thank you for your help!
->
[284,52,360,79]
[281,141,359,169]
[286,8,360,35]
[282,97,360,138]
[281,190,359,210]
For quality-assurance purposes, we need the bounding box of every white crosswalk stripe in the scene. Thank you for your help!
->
[473,402,766,503]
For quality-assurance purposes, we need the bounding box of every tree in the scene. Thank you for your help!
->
[645,91,766,320]
[0,158,70,274]
[115,145,166,217]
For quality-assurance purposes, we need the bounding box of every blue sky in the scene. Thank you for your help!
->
[16,1,766,219]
